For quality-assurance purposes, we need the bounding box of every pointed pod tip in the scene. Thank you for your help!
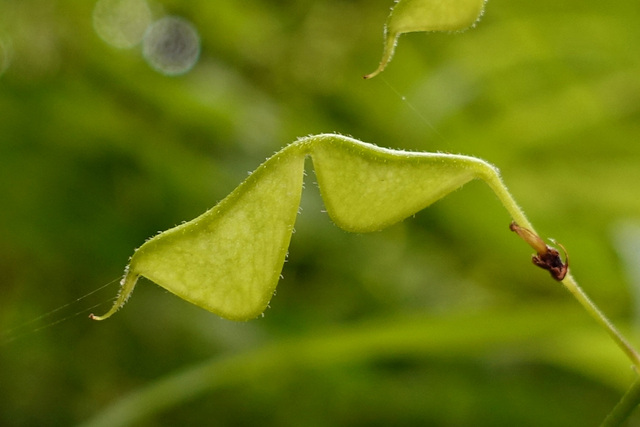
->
[89,307,119,321]
[88,270,139,321]
[364,63,388,79]
[364,33,399,80]
[89,305,120,321]
[363,71,378,80]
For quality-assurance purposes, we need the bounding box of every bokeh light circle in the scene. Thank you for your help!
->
[142,16,200,76]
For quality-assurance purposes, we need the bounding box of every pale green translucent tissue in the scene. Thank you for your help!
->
[311,136,487,232]
[92,134,506,321]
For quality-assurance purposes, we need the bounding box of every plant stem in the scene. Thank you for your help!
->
[562,273,640,369]
[602,377,640,427]
[477,161,536,233]
[481,163,640,369]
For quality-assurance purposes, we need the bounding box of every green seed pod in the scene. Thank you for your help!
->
[92,134,510,321]
[365,0,488,79]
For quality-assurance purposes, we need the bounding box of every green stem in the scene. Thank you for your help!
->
[562,273,640,369]
[480,162,640,369]
[476,161,536,232]
[601,377,640,427]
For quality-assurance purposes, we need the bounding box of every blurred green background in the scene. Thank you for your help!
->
[1,0,640,425]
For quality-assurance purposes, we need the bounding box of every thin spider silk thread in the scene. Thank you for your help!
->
[0,278,120,345]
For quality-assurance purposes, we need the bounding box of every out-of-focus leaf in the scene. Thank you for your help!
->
[365,0,487,78]
[82,302,632,427]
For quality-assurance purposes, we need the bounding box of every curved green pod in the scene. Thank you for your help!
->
[91,133,512,321]
[365,0,488,79]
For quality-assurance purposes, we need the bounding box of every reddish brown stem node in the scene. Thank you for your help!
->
[510,221,568,281]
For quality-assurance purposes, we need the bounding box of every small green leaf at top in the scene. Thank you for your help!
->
[365,0,488,79]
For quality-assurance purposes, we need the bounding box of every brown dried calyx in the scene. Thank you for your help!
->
[509,222,569,281]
